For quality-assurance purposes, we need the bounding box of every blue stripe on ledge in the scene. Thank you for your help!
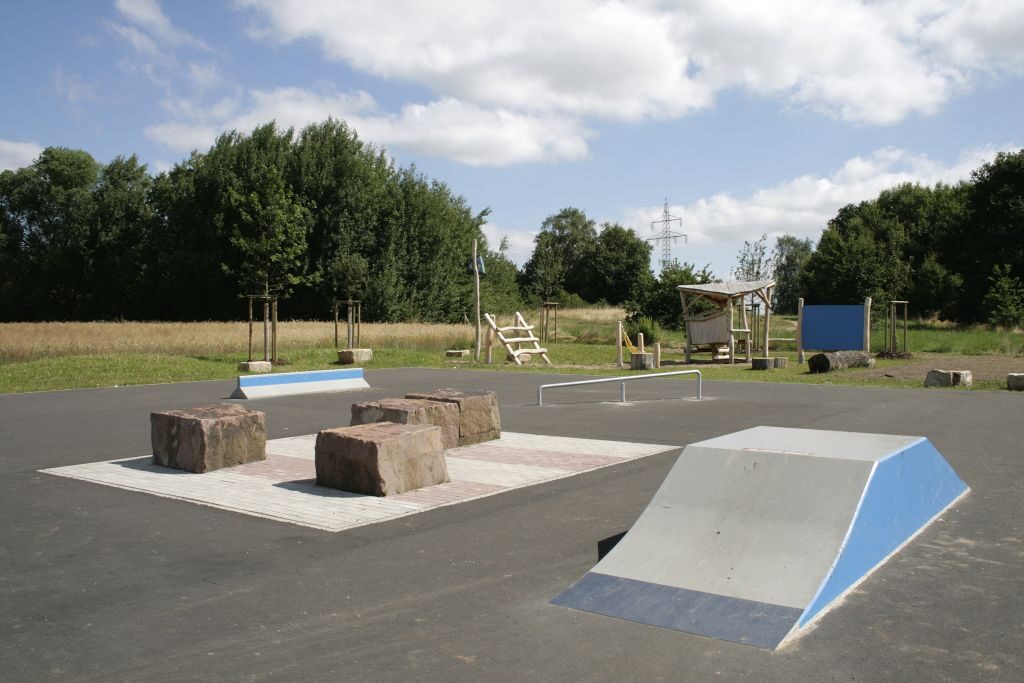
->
[239,368,364,387]
[551,572,802,650]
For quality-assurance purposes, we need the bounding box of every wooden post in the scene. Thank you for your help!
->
[728,296,736,364]
[763,286,771,359]
[741,299,751,362]
[262,297,270,363]
[864,297,873,353]
[902,302,908,353]
[247,296,254,362]
[485,325,493,364]
[271,298,278,364]
[616,321,624,368]
[890,301,897,353]
[333,302,339,349]
[797,297,805,363]
[473,239,481,362]
[654,342,661,369]
[638,332,645,353]
[355,300,361,347]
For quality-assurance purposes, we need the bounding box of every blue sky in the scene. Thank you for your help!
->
[2,0,1022,278]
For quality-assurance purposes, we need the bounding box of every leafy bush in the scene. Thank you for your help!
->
[626,315,661,345]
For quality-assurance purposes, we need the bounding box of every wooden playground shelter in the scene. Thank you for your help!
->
[677,280,775,364]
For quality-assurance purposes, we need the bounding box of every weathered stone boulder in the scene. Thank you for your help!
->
[630,352,654,370]
[405,388,501,446]
[924,369,973,388]
[237,360,272,373]
[315,422,448,496]
[445,349,470,358]
[1009,373,1024,391]
[151,404,266,473]
[338,348,373,364]
[351,398,460,449]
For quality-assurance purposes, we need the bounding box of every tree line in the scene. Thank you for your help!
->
[1,116,1020,328]
[0,120,520,322]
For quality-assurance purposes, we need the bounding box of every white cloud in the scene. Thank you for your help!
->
[238,0,1024,130]
[0,140,43,171]
[187,63,222,91]
[481,221,537,265]
[621,145,1017,274]
[147,87,590,165]
[52,67,98,104]
[113,0,207,50]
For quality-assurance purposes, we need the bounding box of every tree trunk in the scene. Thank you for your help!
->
[808,350,874,373]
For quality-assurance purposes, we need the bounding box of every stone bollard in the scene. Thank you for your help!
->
[338,348,373,364]
[773,357,788,369]
[1008,373,1024,391]
[237,361,272,373]
[924,369,973,388]
[751,358,774,371]
[630,352,654,370]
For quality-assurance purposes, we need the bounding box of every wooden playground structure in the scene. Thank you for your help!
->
[483,312,552,366]
[677,280,776,363]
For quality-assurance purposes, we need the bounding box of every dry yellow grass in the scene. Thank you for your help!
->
[0,321,475,362]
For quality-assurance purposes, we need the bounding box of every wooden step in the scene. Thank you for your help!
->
[501,336,540,344]
[511,347,547,356]
[497,325,533,332]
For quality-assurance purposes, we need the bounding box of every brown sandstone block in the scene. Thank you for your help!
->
[405,388,501,446]
[351,398,460,449]
[151,404,266,473]
[315,422,448,496]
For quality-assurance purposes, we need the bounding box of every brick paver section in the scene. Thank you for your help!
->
[44,432,677,532]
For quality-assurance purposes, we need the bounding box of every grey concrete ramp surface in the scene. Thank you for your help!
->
[552,426,969,649]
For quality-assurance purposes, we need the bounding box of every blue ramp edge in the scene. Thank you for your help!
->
[798,438,969,626]
[551,572,802,650]
[239,368,364,387]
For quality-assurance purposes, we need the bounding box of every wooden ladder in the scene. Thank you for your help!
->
[483,312,552,366]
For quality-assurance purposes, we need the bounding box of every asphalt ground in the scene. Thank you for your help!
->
[1,368,1022,682]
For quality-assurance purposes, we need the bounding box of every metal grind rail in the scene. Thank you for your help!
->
[537,370,702,406]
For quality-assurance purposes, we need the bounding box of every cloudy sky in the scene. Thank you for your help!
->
[3,0,1022,277]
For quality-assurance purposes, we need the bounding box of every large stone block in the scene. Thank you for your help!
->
[338,348,373,364]
[351,398,460,449]
[315,422,448,496]
[630,352,654,370]
[151,404,266,473]
[1008,373,1024,391]
[405,389,501,446]
[924,369,973,388]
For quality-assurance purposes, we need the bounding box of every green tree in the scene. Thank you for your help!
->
[771,235,813,314]
[585,222,653,305]
[632,261,715,329]
[948,150,1024,322]
[732,234,774,282]
[89,154,155,318]
[521,207,597,302]
[981,264,1024,328]
[224,163,311,297]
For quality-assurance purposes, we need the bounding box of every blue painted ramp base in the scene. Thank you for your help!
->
[231,368,369,399]
[551,427,969,650]
[552,573,801,650]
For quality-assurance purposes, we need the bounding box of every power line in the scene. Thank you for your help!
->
[648,198,687,270]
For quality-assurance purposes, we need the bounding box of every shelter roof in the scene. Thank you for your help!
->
[676,280,775,300]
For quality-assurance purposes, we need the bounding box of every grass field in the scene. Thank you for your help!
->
[0,309,1020,394]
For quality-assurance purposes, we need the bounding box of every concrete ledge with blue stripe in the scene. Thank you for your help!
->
[231,368,370,399]
[551,426,969,650]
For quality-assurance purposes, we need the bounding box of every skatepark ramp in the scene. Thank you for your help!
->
[551,427,968,649]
